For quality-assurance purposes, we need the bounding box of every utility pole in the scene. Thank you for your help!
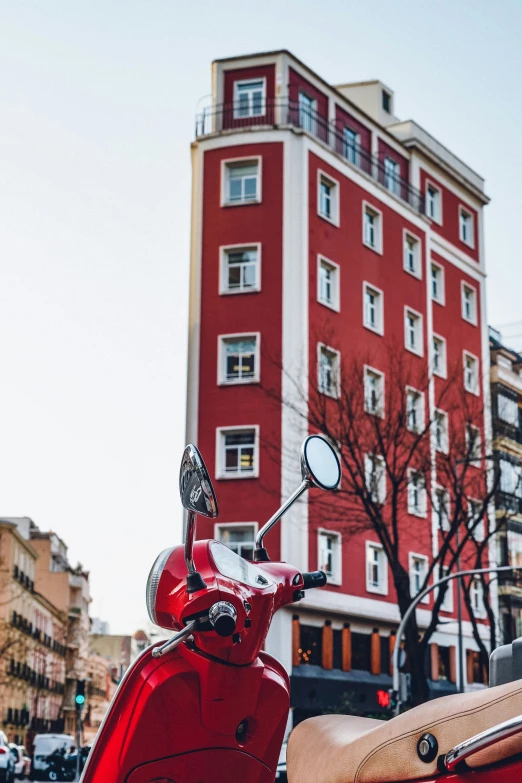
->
[75,680,85,782]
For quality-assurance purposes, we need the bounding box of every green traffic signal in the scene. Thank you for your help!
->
[75,694,85,706]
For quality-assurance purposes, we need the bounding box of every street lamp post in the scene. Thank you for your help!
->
[391,565,519,716]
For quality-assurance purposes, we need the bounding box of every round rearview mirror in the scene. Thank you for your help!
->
[301,435,341,491]
[179,444,219,518]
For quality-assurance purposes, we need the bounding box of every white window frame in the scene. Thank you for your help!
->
[431,261,445,305]
[317,343,341,399]
[439,565,454,613]
[318,528,342,585]
[407,470,427,518]
[214,522,258,559]
[384,156,401,196]
[404,307,424,357]
[409,552,429,603]
[364,365,385,418]
[362,201,383,254]
[365,541,388,595]
[317,170,340,226]
[471,577,486,619]
[298,90,318,135]
[215,425,260,480]
[363,282,384,336]
[434,409,449,454]
[466,423,482,461]
[317,255,340,312]
[365,453,386,504]
[425,179,442,224]
[406,386,425,433]
[461,282,478,326]
[403,230,422,279]
[219,243,262,295]
[434,486,451,532]
[221,156,262,207]
[233,78,267,119]
[343,126,360,166]
[459,205,475,248]
[217,332,261,386]
[468,499,485,542]
[463,351,480,395]
[432,334,447,379]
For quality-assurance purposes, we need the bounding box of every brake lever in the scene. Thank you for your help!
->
[152,620,197,658]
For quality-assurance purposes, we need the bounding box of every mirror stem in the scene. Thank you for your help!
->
[254,479,310,562]
[184,510,207,593]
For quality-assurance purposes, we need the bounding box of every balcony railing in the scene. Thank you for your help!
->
[195,99,425,215]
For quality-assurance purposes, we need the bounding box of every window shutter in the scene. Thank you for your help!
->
[322,621,333,670]
[466,649,474,685]
[370,628,381,675]
[389,630,397,675]
[342,623,352,672]
[449,645,457,684]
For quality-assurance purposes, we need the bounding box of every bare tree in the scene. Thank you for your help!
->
[263,337,508,706]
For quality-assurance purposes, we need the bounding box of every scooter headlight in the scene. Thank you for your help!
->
[146,547,174,624]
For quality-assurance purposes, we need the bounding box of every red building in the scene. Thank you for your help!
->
[186,51,492,724]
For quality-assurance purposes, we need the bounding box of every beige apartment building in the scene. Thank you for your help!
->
[30,529,91,737]
[0,519,67,746]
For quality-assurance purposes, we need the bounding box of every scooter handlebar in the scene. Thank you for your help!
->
[302,570,327,590]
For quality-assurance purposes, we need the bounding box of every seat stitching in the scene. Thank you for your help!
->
[354,686,522,783]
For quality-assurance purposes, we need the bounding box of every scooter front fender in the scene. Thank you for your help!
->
[81,642,290,782]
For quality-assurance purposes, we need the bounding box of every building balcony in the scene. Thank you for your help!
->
[493,418,522,445]
[68,605,83,620]
[195,99,425,215]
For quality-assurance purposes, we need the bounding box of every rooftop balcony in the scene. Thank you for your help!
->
[196,99,425,216]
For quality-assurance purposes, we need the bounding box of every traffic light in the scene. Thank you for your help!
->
[387,689,398,712]
[75,679,85,707]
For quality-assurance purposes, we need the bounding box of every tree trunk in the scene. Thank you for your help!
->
[395,571,430,706]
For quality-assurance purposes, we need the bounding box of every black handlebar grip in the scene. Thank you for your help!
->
[302,571,327,589]
[209,601,237,637]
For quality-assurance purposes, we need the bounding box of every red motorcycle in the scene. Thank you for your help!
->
[81,436,522,783]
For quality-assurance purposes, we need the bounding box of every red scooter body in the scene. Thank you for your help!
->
[81,540,306,782]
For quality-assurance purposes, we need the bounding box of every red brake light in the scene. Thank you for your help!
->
[0,748,6,754]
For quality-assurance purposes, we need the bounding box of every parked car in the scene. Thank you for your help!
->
[8,744,28,778]
[0,732,15,782]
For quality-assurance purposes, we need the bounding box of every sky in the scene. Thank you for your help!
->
[0,0,521,634]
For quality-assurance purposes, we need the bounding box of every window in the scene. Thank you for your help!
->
[233,79,265,118]
[318,172,339,225]
[433,335,447,378]
[404,308,423,356]
[431,262,445,304]
[366,542,387,595]
[318,530,341,584]
[406,388,425,433]
[363,283,384,335]
[434,409,449,453]
[221,246,260,294]
[426,182,442,223]
[470,577,486,618]
[459,207,474,247]
[318,344,340,397]
[217,427,258,479]
[463,352,479,395]
[299,91,317,134]
[439,566,454,613]
[363,203,382,253]
[224,159,260,204]
[408,471,427,517]
[317,257,340,311]
[384,157,400,196]
[216,523,256,560]
[364,366,384,417]
[343,127,359,165]
[499,458,522,497]
[365,454,386,504]
[498,393,519,426]
[403,232,421,278]
[382,90,392,113]
[219,334,259,384]
[507,530,522,568]
[468,500,485,542]
[434,487,450,532]
[466,424,481,461]
[461,283,477,325]
[409,553,429,601]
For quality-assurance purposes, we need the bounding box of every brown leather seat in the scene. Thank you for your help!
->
[287,679,522,783]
